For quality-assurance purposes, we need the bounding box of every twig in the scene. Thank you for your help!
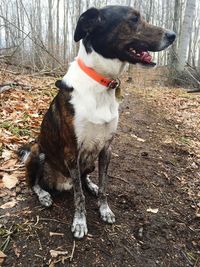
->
[1,226,13,252]
[0,46,18,51]
[123,244,135,258]
[70,240,76,262]
[109,175,131,185]
[2,31,31,77]
[50,232,64,237]
[34,215,40,226]
[34,230,42,250]
[194,257,199,267]
[39,217,67,224]
[0,165,24,172]
[187,89,200,93]
[181,251,194,266]
[35,254,44,259]
[0,15,65,69]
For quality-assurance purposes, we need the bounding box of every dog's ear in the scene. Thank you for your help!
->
[74,8,101,42]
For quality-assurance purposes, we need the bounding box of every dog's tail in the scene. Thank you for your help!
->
[18,143,45,187]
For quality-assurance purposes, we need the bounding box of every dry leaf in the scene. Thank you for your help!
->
[196,213,200,218]
[50,250,68,258]
[13,243,21,258]
[1,149,13,161]
[2,174,19,189]
[147,208,159,214]
[1,159,18,169]
[0,250,7,265]
[0,199,17,209]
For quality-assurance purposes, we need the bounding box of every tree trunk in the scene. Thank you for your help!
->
[63,0,68,63]
[176,0,196,72]
[56,0,60,59]
[48,0,54,68]
[169,0,180,66]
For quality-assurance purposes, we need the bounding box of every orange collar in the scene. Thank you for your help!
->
[77,58,120,89]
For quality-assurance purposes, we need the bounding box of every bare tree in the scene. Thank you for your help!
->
[56,0,60,58]
[0,0,199,74]
[176,0,196,72]
[48,0,54,67]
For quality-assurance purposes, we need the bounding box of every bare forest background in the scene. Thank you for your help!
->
[0,0,200,85]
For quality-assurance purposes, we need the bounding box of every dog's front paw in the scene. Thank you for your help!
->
[38,191,53,207]
[71,212,88,239]
[99,203,115,224]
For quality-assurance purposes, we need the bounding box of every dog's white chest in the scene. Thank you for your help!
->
[71,89,119,152]
[75,118,118,152]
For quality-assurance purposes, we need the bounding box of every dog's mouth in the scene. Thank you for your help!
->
[127,47,156,66]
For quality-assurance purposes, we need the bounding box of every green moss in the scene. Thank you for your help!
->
[0,121,30,136]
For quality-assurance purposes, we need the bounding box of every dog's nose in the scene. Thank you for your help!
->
[165,31,176,43]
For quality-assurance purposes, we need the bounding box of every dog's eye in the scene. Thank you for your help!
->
[130,16,139,23]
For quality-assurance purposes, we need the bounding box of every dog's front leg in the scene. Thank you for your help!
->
[98,146,115,224]
[66,159,88,239]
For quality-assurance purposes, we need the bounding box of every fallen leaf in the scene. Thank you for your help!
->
[0,199,17,209]
[0,250,7,265]
[147,208,159,214]
[1,149,13,161]
[196,213,200,218]
[2,174,19,189]
[1,158,18,169]
[13,243,21,258]
[50,250,68,258]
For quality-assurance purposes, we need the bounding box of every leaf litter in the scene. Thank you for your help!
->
[0,68,200,266]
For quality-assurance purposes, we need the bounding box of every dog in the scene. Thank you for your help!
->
[19,6,176,239]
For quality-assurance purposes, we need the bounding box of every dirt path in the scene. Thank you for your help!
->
[0,79,200,267]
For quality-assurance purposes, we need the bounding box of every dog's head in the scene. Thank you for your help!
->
[74,6,176,67]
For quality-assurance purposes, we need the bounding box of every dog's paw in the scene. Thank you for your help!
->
[85,176,99,197]
[99,203,115,224]
[71,212,88,239]
[38,191,53,207]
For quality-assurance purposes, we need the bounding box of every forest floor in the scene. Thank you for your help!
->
[0,68,200,267]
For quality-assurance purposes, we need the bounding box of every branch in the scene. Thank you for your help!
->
[0,15,65,69]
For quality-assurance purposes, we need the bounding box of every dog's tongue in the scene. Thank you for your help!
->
[140,52,152,63]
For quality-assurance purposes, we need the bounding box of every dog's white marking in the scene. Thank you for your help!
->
[71,211,88,239]
[63,42,121,153]
[99,202,115,224]
[56,179,73,191]
[159,31,172,51]
[33,184,53,207]
[77,41,127,78]
[39,153,45,163]
[86,175,99,196]
[21,151,31,163]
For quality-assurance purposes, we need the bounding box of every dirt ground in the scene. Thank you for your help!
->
[0,70,200,267]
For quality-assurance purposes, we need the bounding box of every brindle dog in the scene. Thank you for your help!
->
[19,6,176,239]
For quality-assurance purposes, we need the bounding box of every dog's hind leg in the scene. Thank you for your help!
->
[98,146,115,224]
[18,143,53,207]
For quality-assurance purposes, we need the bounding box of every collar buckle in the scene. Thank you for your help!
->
[108,78,121,90]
